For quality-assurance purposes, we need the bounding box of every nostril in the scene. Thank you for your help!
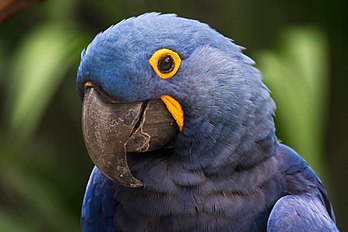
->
[77,79,94,100]
[81,82,94,100]
[84,81,93,88]
[82,82,122,104]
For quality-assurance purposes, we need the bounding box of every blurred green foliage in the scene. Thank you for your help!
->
[257,28,329,178]
[0,0,347,231]
[8,23,88,140]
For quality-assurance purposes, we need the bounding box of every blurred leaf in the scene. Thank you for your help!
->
[42,0,77,20]
[0,210,35,232]
[2,163,80,231]
[7,22,88,141]
[256,27,329,178]
[0,135,81,232]
[0,42,5,82]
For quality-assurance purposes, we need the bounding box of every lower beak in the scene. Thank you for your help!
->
[82,87,178,188]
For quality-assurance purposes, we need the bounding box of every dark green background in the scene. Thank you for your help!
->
[0,0,347,231]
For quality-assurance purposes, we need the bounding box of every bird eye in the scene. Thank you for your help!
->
[158,55,174,73]
[149,48,181,79]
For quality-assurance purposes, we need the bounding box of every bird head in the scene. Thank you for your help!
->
[77,13,275,188]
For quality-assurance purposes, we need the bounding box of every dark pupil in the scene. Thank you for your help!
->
[158,55,175,74]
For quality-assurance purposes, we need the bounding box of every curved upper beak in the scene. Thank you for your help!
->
[82,87,178,188]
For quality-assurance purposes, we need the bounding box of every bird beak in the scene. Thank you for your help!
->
[82,86,179,188]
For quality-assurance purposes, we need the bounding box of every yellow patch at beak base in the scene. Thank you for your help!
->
[160,95,184,131]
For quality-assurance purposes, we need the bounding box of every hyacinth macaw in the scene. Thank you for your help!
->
[77,13,338,231]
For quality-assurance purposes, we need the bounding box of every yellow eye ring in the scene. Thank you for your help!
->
[149,48,181,79]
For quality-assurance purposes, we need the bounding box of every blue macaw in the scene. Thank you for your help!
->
[77,13,338,231]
